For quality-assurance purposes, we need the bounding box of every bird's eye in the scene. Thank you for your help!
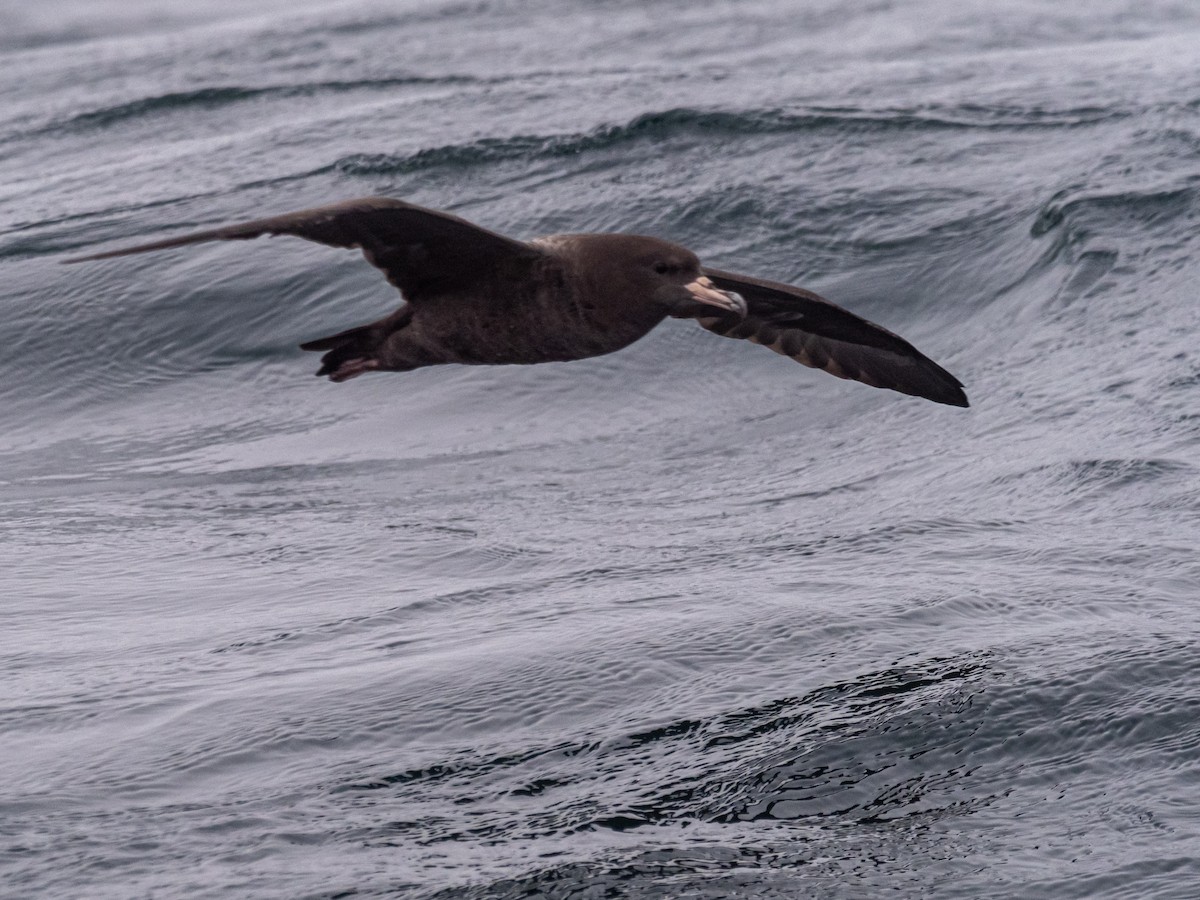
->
[654,262,673,275]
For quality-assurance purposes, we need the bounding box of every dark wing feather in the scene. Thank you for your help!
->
[701,267,968,407]
[62,197,543,302]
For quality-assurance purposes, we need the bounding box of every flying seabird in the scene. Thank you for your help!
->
[64,197,969,407]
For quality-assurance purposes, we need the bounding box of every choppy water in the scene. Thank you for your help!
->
[3,1,1200,896]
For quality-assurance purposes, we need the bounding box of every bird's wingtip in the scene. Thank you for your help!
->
[929,380,970,408]
[930,381,970,407]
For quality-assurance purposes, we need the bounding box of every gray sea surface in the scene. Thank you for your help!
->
[3,1,1200,897]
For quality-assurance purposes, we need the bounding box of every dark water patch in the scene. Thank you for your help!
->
[333,655,989,851]
[324,658,1000,898]
[698,658,991,826]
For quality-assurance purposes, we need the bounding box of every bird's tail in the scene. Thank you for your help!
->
[299,324,382,381]
[299,307,413,382]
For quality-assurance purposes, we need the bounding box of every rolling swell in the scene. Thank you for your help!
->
[328,103,1134,177]
[37,76,484,136]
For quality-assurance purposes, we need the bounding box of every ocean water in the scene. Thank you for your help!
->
[3,0,1200,896]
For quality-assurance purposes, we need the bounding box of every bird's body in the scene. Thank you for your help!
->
[65,197,969,407]
[352,235,679,373]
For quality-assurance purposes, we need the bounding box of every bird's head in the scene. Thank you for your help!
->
[547,234,747,320]
[644,246,748,320]
[634,239,747,319]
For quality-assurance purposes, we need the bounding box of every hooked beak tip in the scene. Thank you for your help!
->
[686,277,747,317]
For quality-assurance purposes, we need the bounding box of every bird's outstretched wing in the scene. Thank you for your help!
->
[63,197,544,302]
[700,267,968,407]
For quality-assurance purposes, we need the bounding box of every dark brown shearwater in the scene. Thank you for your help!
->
[65,197,968,407]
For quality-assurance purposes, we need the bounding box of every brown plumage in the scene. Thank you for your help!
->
[63,196,968,407]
